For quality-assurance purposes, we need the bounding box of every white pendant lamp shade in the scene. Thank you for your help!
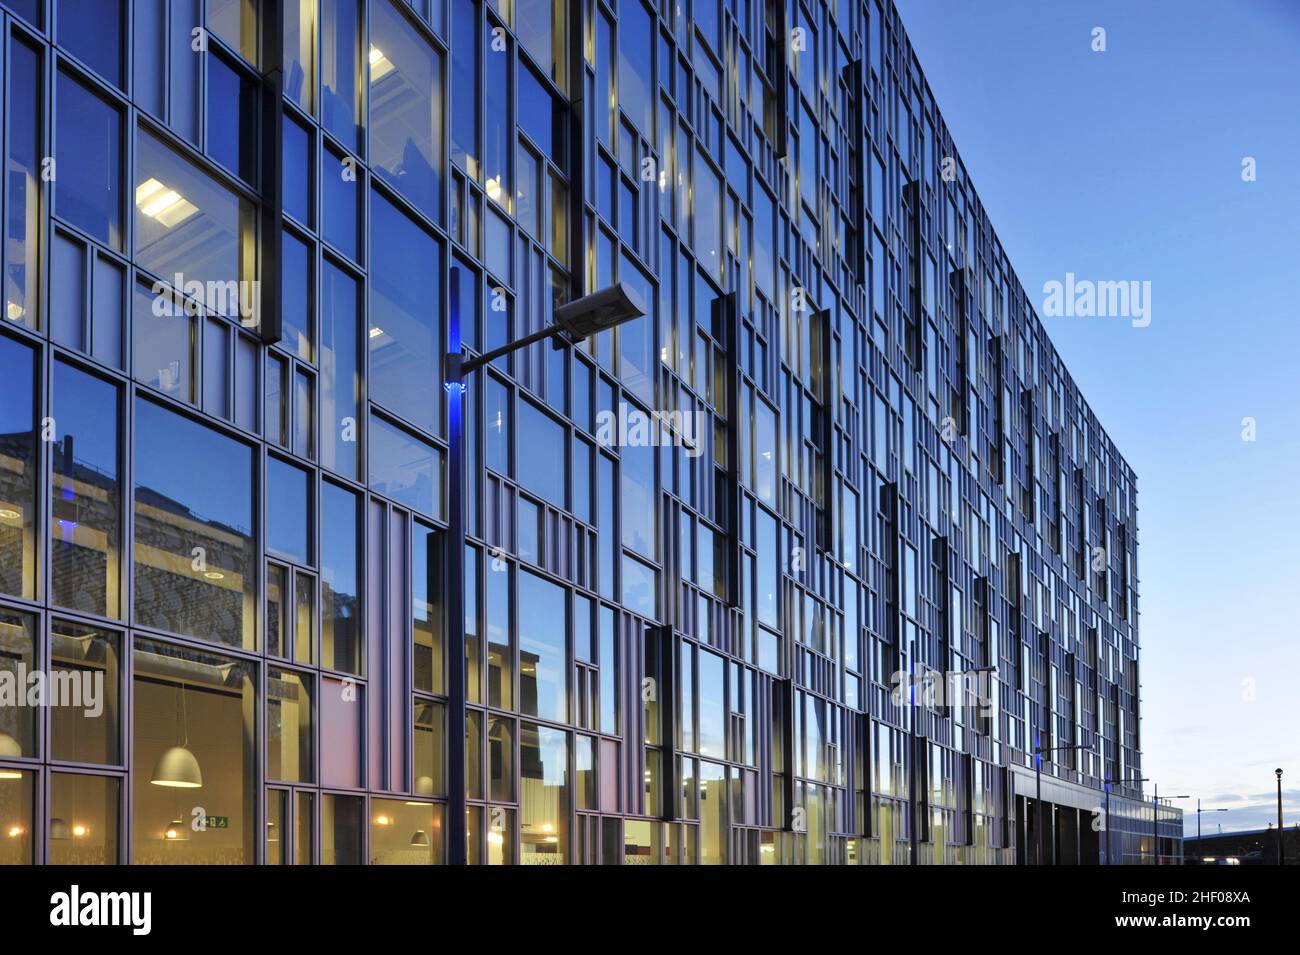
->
[151,745,203,788]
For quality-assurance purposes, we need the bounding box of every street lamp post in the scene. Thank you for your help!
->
[1276,768,1284,865]
[1152,787,1189,865]
[1104,775,1147,865]
[442,278,645,864]
[1196,799,1228,842]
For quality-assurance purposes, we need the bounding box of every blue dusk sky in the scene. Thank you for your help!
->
[895,0,1300,835]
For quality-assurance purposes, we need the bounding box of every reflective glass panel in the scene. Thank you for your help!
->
[133,398,256,650]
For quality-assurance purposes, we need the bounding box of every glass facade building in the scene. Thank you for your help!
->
[0,0,1173,864]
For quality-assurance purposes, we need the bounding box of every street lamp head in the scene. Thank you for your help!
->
[1277,768,1284,779]
[553,282,646,345]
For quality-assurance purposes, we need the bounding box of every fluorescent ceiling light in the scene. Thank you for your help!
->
[369,46,395,81]
[135,177,199,228]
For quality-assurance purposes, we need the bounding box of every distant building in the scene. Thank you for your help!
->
[1186,826,1298,865]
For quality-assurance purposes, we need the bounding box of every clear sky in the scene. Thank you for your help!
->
[894,0,1300,836]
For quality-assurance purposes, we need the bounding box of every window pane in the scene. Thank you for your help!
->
[621,439,654,555]
[321,481,361,674]
[203,318,229,416]
[519,570,566,722]
[268,668,313,782]
[285,0,316,110]
[599,607,617,734]
[516,401,564,508]
[207,0,260,64]
[517,60,557,158]
[369,0,442,220]
[414,699,444,790]
[135,130,255,322]
[132,637,256,864]
[56,72,123,249]
[6,39,40,329]
[484,22,510,211]
[267,789,285,863]
[295,571,316,663]
[0,609,37,756]
[369,413,442,518]
[133,398,256,649]
[50,232,84,348]
[520,723,567,864]
[58,0,124,86]
[413,525,443,694]
[0,770,33,864]
[207,51,257,181]
[693,153,722,279]
[616,0,652,135]
[170,0,201,143]
[489,714,513,802]
[322,145,359,260]
[92,255,125,368]
[283,115,312,226]
[517,0,565,91]
[133,282,194,402]
[369,192,441,433]
[296,790,315,863]
[485,560,512,709]
[49,773,120,864]
[0,335,37,600]
[321,793,363,863]
[320,0,361,149]
[268,564,287,656]
[516,146,540,238]
[50,621,121,764]
[371,798,443,864]
[52,362,122,617]
[698,649,725,759]
[320,260,361,478]
[267,457,310,563]
[450,0,478,178]
[282,230,314,360]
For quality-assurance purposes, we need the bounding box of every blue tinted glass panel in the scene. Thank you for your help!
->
[58,0,124,86]
[208,52,257,181]
[133,398,255,649]
[283,115,311,225]
[321,481,361,674]
[517,400,565,508]
[369,413,441,519]
[322,146,359,260]
[267,456,310,564]
[369,0,442,220]
[282,230,313,361]
[135,131,253,321]
[7,40,40,329]
[519,570,566,722]
[0,334,37,599]
[56,73,123,249]
[320,260,360,478]
[369,192,441,434]
[321,0,361,148]
[52,361,122,615]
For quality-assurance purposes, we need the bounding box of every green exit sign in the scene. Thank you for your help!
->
[203,816,230,829]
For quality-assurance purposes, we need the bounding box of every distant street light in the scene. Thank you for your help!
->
[1276,768,1285,865]
[1196,798,1229,842]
